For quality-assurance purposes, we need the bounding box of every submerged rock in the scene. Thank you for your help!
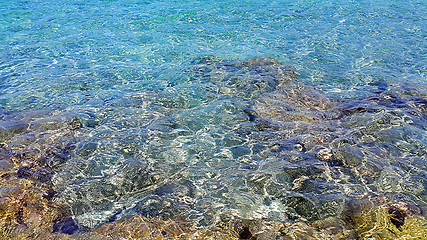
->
[0,111,85,239]
[188,56,427,231]
[1,57,426,239]
[0,171,74,239]
[342,197,427,239]
[192,56,298,98]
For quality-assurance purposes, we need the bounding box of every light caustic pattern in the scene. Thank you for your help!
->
[0,0,426,239]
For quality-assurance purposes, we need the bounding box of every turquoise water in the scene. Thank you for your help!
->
[1,0,426,232]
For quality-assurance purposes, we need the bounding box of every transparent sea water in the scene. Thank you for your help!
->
[1,0,426,235]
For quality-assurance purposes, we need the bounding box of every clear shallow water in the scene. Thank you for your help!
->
[1,0,426,235]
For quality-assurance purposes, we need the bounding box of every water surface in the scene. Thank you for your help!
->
[0,0,426,238]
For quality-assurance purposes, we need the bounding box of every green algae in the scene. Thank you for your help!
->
[353,203,427,240]
[342,197,427,240]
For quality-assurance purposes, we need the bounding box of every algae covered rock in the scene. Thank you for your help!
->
[0,170,73,239]
[0,112,85,239]
[343,197,427,240]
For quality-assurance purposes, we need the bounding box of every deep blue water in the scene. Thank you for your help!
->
[1,0,426,230]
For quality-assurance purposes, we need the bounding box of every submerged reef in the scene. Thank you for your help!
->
[0,111,83,239]
[1,57,426,239]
